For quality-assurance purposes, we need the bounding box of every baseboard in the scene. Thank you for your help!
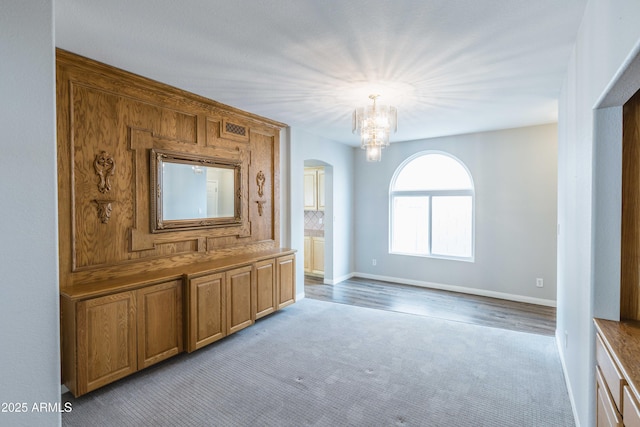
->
[296,291,305,301]
[324,272,355,285]
[61,385,69,395]
[556,332,580,427]
[351,272,557,307]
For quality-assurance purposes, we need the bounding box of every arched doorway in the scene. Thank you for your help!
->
[303,160,333,284]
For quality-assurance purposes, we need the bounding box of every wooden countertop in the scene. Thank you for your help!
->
[61,248,296,300]
[594,318,640,399]
[304,229,324,238]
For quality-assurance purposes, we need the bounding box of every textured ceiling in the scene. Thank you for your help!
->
[55,0,587,145]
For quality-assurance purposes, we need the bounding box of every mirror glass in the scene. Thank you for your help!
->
[151,149,241,232]
[162,162,235,220]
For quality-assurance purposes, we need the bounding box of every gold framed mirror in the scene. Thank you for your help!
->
[150,149,241,232]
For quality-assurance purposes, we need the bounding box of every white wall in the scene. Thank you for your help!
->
[289,128,355,294]
[557,1,640,426]
[0,1,61,425]
[354,124,558,305]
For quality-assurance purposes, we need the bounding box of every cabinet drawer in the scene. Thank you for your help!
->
[624,386,640,427]
[597,366,623,427]
[596,333,626,411]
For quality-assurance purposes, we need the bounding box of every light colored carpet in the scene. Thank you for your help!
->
[62,298,574,426]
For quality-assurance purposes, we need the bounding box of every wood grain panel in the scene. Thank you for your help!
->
[76,292,136,395]
[250,131,277,243]
[71,84,126,269]
[277,254,296,308]
[57,49,284,289]
[255,259,276,319]
[57,49,296,397]
[136,280,183,369]
[226,265,254,334]
[622,89,640,320]
[188,273,226,351]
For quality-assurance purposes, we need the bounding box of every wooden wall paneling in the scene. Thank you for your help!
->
[206,117,251,150]
[622,89,640,320]
[57,63,73,290]
[272,130,280,248]
[71,84,128,270]
[249,130,277,243]
[58,50,285,287]
[237,148,252,239]
[57,49,296,396]
[221,118,251,143]
[159,109,197,144]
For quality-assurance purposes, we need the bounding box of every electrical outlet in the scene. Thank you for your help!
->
[372,259,377,266]
[536,278,544,288]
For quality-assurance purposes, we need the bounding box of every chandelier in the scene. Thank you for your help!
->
[352,94,397,162]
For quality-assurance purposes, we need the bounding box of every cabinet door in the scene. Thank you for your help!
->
[76,292,137,395]
[317,168,325,211]
[312,237,325,274]
[188,273,226,352]
[277,254,296,308]
[624,385,640,427]
[304,236,311,272]
[255,259,277,319]
[226,265,254,334]
[596,366,623,427]
[137,280,183,369]
[303,168,318,210]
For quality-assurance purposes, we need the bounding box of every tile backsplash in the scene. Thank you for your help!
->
[304,210,324,231]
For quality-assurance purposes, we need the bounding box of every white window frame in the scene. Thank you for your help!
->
[389,150,475,262]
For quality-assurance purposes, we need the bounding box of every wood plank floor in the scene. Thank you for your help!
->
[304,275,556,336]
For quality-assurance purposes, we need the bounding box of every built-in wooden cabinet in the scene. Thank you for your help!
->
[56,51,295,398]
[597,365,623,427]
[304,235,324,276]
[74,292,137,396]
[304,236,312,271]
[317,169,325,211]
[137,280,183,369]
[62,250,295,397]
[304,167,324,211]
[312,237,325,275]
[226,265,254,334]
[63,279,183,396]
[593,79,640,427]
[594,319,640,427]
[255,258,277,319]
[187,273,226,352]
[277,254,296,308]
[621,89,640,321]
[624,386,640,427]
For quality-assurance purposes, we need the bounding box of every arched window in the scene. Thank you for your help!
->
[389,151,474,260]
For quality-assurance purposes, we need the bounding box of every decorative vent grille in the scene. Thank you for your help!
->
[225,122,247,136]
